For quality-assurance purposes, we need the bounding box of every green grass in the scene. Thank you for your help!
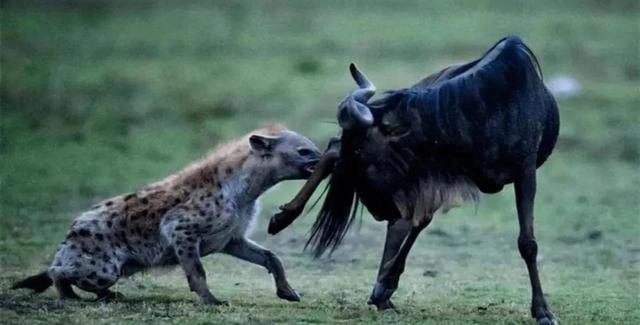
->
[1,0,639,324]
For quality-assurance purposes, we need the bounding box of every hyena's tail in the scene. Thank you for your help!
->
[11,271,53,293]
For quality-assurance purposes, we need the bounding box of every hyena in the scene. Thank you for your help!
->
[12,125,321,305]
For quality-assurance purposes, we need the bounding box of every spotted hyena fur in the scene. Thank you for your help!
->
[40,125,320,304]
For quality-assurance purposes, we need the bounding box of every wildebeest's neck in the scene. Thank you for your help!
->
[368,91,474,159]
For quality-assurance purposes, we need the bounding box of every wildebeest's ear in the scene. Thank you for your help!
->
[250,134,278,152]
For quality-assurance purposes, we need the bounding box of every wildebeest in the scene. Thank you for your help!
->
[268,36,559,324]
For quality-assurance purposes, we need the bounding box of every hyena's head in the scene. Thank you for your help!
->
[249,129,321,181]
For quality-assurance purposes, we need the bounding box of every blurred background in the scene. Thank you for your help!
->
[1,1,638,323]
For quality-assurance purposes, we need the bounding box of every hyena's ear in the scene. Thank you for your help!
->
[249,134,279,152]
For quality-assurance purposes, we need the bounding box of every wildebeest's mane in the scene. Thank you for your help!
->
[414,35,542,93]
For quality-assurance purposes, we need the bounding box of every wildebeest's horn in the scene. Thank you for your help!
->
[349,63,376,102]
[337,63,376,129]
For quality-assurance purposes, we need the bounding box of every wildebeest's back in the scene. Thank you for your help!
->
[406,36,559,192]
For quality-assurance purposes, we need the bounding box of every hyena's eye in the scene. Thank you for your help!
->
[297,148,314,156]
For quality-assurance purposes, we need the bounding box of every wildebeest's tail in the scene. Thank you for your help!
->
[11,271,52,293]
[305,159,359,258]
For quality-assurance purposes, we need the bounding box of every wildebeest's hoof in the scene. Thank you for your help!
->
[208,299,229,306]
[533,303,558,324]
[369,282,394,302]
[367,297,396,311]
[368,282,398,311]
[536,313,559,325]
[277,286,300,302]
[268,206,302,235]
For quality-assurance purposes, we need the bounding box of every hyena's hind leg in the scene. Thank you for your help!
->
[75,275,123,302]
[53,277,80,300]
[50,247,124,301]
[223,237,300,302]
[52,269,122,302]
[76,266,124,302]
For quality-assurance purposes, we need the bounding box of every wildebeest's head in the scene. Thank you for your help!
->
[337,64,424,190]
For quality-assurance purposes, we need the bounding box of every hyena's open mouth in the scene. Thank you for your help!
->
[302,159,320,175]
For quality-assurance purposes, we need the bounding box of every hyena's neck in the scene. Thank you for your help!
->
[176,152,276,207]
[222,163,277,207]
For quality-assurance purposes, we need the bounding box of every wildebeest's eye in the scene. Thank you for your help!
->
[381,111,411,137]
[381,121,410,137]
[297,148,314,156]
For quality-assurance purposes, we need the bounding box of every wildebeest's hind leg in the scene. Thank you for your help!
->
[514,158,558,325]
[368,218,429,311]
[223,237,300,302]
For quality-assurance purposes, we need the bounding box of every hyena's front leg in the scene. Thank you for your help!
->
[223,237,299,302]
[172,235,226,305]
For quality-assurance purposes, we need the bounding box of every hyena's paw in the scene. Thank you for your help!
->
[95,290,125,302]
[199,293,228,306]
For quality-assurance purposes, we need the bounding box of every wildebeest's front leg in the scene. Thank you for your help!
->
[515,158,558,325]
[368,218,430,310]
[223,237,300,302]
[367,219,411,310]
[268,138,341,234]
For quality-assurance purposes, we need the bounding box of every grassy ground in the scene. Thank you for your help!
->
[1,1,639,324]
